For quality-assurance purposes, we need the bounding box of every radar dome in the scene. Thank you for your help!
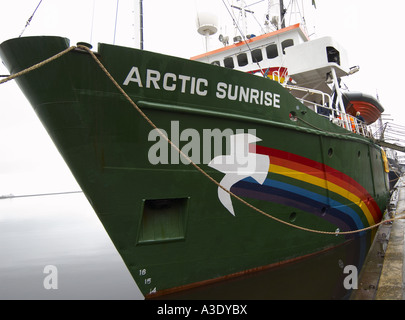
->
[196,11,218,36]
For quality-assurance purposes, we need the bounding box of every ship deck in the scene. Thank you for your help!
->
[351,176,405,300]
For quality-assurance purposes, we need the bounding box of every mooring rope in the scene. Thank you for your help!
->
[1,44,404,235]
[0,45,77,85]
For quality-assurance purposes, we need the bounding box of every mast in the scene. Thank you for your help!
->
[140,0,144,50]
[267,0,283,30]
[279,0,285,29]
[267,0,309,31]
[113,0,120,44]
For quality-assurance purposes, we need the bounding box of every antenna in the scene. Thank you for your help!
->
[90,0,96,43]
[113,0,120,44]
[196,11,218,37]
[196,11,218,51]
[19,0,43,37]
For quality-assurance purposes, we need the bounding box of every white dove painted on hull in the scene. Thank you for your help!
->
[208,133,270,215]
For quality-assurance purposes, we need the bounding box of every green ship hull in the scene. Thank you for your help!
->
[0,36,390,297]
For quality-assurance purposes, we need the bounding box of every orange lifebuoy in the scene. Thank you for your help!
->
[350,117,355,132]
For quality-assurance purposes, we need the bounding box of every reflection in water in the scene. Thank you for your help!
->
[0,194,143,300]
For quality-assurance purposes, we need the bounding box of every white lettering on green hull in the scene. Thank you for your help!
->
[123,66,281,108]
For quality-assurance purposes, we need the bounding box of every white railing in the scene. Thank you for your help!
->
[285,85,372,138]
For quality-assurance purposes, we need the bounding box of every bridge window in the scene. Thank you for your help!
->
[281,39,294,54]
[224,57,235,69]
[326,46,340,65]
[266,44,278,59]
[237,53,248,66]
[251,49,263,63]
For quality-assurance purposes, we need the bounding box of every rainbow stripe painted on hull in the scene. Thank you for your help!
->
[232,145,382,235]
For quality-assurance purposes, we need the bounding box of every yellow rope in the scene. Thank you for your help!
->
[2,44,404,235]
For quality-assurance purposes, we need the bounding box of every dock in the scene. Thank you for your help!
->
[351,177,405,300]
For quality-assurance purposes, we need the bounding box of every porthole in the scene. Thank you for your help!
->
[357,151,361,158]
[289,111,297,121]
[328,148,333,157]
[289,212,297,222]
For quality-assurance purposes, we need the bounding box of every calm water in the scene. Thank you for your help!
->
[0,193,143,299]
[0,193,372,300]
